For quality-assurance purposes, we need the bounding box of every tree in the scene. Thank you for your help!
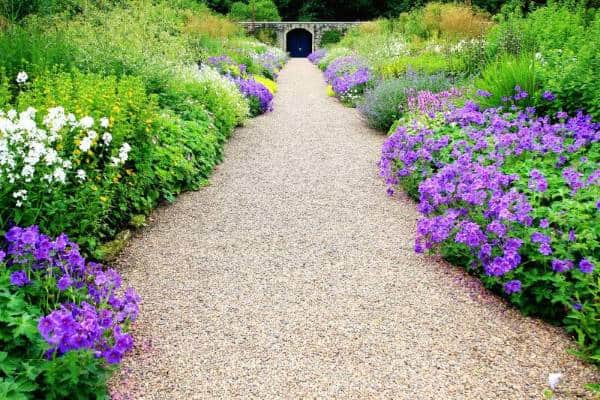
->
[228,0,281,21]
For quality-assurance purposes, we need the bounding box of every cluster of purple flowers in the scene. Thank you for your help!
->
[3,226,139,364]
[380,90,599,297]
[206,55,246,77]
[254,49,287,79]
[324,56,372,98]
[308,49,327,64]
[233,77,273,115]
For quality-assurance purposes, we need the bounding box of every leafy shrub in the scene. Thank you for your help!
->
[381,93,600,365]
[6,73,154,248]
[320,29,342,47]
[379,52,451,77]
[536,15,600,120]
[171,65,249,133]
[228,0,281,21]
[0,24,76,79]
[252,27,277,46]
[0,225,139,399]
[358,71,453,131]
[63,2,193,94]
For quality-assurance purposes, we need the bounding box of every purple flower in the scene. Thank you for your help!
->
[579,259,594,274]
[572,302,583,311]
[539,243,553,256]
[57,275,72,291]
[528,169,548,192]
[476,89,492,98]
[542,91,556,101]
[455,221,485,247]
[0,250,5,262]
[557,111,568,120]
[503,280,522,294]
[308,49,327,64]
[233,77,273,115]
[539,219,550,229]
[487,220,507,237]
[551,259,574,273]
[531,232,551,244]
[9,270,30,286]
[568,230,576,242]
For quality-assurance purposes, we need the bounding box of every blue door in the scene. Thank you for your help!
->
[286,29,312,58]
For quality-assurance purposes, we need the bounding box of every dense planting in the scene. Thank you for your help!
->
[309,1,600,389]
[380,90,599,365]
[0,1,286,397]
[0,226,139,398]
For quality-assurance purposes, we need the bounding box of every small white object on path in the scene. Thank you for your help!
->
[112,59,598,399]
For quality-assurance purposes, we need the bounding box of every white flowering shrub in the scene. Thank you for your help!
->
[188,65,249,124]
[0,105,130,231]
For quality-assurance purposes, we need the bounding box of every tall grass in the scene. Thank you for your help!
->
[475,55,538,108]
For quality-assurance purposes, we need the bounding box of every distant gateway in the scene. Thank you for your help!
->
[239,21,362,57]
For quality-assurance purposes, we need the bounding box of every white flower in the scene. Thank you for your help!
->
[118,142,131,163]
[548,373,563,390]
[76,169,86,181]
[62,160,72,169]
[79,116,94,129]
[12,189,27,199]
[44,148,58,165]
[43,107,67,133]
[87,130,98,140]
[102,132,112,146]
[53,167,66,183]
[21,165,34,178]
[100,117,110,128]
[7,109,17,120]
[15,200,23,208]
[79,136,92,152]
[16,71,28,84]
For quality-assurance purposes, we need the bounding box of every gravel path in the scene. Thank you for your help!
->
[112,59,598,399]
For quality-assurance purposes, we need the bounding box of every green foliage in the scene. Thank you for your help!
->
[379,52,452,77]
[319,29,342,47]
[253,27,277,45]
[358,72,453,131]
[228,0,280,21]
[482,3,600,119]
[0,267,114,399]
[0,24,76,79]
[475,55,538,109]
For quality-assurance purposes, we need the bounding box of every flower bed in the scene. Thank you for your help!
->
[380,89,600,363]
[1,226,139,398]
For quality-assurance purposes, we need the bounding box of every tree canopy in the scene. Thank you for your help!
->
[228,0,281,21]
[207,0,599,21]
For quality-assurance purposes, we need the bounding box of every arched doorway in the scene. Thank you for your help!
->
[286,28,312,58]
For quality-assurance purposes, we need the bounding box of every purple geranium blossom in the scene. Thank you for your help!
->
[10,270,30,286]
[579,259,594,274]
[503,280,522,294]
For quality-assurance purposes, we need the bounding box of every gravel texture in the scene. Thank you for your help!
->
[111,59,599,399]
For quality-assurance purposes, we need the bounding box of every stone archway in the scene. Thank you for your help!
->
[239,22,363,54]
[286,28,313,57]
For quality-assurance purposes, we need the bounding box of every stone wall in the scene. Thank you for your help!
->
[239,22,362,53]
